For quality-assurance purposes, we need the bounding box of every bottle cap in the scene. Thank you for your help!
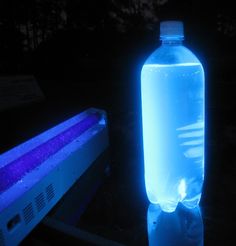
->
[160,21,184,39]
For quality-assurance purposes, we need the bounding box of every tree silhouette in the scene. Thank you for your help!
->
[0,0,235,74]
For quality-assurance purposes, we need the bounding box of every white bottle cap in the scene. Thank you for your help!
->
[160,21,184,39]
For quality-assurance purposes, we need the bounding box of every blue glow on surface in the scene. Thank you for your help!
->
[0,111,93,169]
[0,111,101,194]
[147,204,203,246]
[141,34,205,212]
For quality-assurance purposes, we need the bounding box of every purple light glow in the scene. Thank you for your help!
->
[0,113,100,193]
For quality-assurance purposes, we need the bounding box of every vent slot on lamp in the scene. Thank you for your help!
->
[35,193,46,212]
[46,184,55,202]
[23,203,34,224]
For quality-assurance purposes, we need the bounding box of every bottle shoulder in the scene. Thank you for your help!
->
[144,45,201,65]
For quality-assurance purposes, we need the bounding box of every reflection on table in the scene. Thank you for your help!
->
[147,203,203,246]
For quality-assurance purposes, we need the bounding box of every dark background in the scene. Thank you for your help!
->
[0,0,236,245]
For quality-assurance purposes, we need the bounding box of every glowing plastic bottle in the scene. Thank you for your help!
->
[141,21,204,212]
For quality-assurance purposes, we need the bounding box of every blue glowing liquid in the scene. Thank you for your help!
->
[141,63,204,212]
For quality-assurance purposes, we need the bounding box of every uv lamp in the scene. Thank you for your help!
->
[0,108,109,246]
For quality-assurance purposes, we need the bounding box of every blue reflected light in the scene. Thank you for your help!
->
[147,203,203,246]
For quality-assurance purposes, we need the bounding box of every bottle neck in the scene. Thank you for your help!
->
[161,38,183,46]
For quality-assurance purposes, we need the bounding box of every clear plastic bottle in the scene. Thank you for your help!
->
[141,21,204,212]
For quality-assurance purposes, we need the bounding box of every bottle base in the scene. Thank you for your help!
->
[181,194,201,209]
[159,202,178,213]
[150,195,201,213]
